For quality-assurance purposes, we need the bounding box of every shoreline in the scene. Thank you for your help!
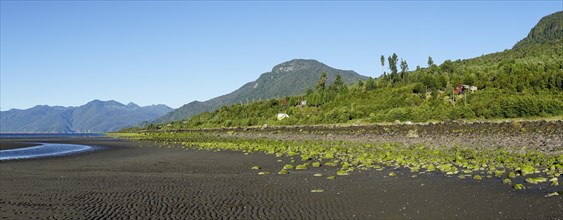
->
[1,136,561,218]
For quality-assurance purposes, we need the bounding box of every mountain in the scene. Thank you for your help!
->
[513,11,563,48]
[0,100,173,133]
[154,59,368,123]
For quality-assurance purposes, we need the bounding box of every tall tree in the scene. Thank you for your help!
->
[329,74,346,93]
[400,59,409,80]
[316,72,328,93]
[388,53,398,75]
[380,55,385,75]
[428,56,434,67]
[400,59,409,73]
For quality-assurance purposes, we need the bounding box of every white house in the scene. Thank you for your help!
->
[277,113,289,120]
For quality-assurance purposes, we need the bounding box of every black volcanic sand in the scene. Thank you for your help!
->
[1,137,561,219]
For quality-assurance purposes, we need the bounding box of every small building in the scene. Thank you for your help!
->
[277,113,289,120]
[455,85,477,95]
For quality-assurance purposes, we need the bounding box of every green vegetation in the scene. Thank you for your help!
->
[514,184,526,190]
[283,164,294,170]
[525,177,548,184]
[134,39,562,130]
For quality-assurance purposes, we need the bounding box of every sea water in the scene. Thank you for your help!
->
[0,143,95,160]
[0,133,103,160]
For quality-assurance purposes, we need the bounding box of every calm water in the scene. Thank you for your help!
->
[0,133,105,138]
[0,133,104,160]
[0,143,95,161]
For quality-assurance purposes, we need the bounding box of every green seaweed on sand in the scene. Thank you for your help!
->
[425,164,436,172]
[327,176,336,180]
[525,177,547,184]
[312,162,321,167]
[502,178,512,185]
[295,164,308,170]
[473,175,483,181]
[519,165,537,176]
[278,169,288,175]
[258,171,270,175]
[549,178,559,186]
[389,171,396,177]
[514,184,526,190]
[311,189,324,193]
[336,170,350,176]
[283,164,294,170]
[323,161,338,167]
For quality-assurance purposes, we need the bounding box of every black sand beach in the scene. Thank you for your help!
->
[0,136,562,219]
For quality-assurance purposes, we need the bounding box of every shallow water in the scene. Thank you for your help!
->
[0,143,94,160]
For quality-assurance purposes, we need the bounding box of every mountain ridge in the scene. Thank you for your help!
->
[0,100,173,133]
[154,59,368,123]
[514,11,563,48]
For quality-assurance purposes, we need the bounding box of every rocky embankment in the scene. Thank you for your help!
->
[177,120,563,154]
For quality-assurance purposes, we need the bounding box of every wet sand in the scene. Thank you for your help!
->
[0,137,561,219]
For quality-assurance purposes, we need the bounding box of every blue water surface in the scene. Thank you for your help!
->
[0,143,95,161]
[0,133,104,138]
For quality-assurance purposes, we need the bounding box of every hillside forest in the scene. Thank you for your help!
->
[131,11,563,131]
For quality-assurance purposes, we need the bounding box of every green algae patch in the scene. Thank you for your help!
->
[545,192,559,197]
[295,164,308,170]
[388,171,396,177]
[278,169,288,175]
[525,177,547,184]
[549,177,559,186]
[519,165,537,176]
[502,178,512,185]
[514,184,526,190]
[283,164,294,170]
[258,171,270,175]
[336,170,350,176]
[473,175,483,181]
[251,166,261,170]
[311,189,324,193]
[426,164,436,172]
[327,175,336,180]
[323,161,338,167]
[312,162,321,167]
[313,173,323,177]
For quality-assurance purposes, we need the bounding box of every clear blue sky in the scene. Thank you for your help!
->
[1,1,561,110]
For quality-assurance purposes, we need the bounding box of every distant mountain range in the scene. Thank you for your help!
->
[0,100,172,133]
[154,59,368,123]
